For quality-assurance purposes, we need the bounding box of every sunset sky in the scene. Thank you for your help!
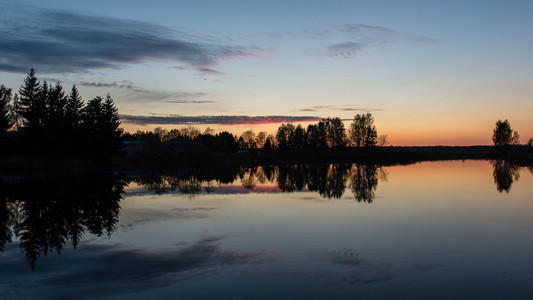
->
[1,0,532,145]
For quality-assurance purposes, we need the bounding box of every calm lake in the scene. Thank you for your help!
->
[1,160,532,299]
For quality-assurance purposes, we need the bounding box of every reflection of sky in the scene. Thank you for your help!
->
[125,182,307,197]
[2,161,533,298]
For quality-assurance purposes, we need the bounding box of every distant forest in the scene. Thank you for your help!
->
[121,113,389,157]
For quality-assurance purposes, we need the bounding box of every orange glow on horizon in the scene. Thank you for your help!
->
[120,118,532,146]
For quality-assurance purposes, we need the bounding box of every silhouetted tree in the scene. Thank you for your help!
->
[349,113,377,148]
[80,95,122,158]
[180,125,201,141]
[215,131,239,152]
[276,123,295,150]
[326,117,346,148]
[262,134,275,152]
[102,94,123,155]
[292,124,306,149]
[43,82,68,156]
[306,123,327,149]
[17,69,42,128]
[377,134,389,147]
[239,129,257,150]
[256,131,268,148]
[65,85,84,128]
[0,85,13,156]
[17,69,45,155]
[492,119,520,148]
[45,82,66,127]
[81,96,104,156]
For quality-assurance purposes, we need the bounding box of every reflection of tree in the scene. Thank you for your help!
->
[492,160,520,193]
[349,164,379,203]
[306,165,348,199]
[136,176,203,198]
[133,163,383,202]
[240,167,257,190]
[0,173,126,269]
[277,165,306,192]
[0,187,14,252]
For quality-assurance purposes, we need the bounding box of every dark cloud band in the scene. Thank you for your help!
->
[0,6,263,73]
[120,115,322,125]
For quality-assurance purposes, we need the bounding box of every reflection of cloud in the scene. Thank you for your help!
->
[0,236,276,298]
[120,207,221,230]
[121,115,321,125]
[0,6,266,73]
[297,249,443,285]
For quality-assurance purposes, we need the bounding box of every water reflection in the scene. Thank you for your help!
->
[0,173,126,269]
[349,164,379,203]
[2,161,530,270]
[132,164,385,202]
[491,160,521,193]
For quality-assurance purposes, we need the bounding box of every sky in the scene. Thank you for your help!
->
[1,0,532,145]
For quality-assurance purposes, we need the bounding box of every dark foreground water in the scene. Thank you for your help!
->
[1,160,532,299]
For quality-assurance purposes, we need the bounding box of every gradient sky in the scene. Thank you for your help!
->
[1,0,532,145]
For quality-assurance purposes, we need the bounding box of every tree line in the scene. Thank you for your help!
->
[122,114,388,156]
[237,114,387,151]
[2,69,531,161]
[0,69,122,159]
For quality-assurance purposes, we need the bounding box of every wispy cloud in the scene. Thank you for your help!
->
[161,99,217,104]
[255,23,437,58]
[0,6,267,73]
[78,81,208,102]
[297,105,383,113]
[120,115,322,125]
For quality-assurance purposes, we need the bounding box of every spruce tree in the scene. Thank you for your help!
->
[17,69,47,156]
[44,82,68,156]
[64,85,84,157]
[102,94,123,156]
[65,85,83,128]
[0,85,13,156]
[17,69,41,129]
[45,82,66,128]
[81,96,103,157]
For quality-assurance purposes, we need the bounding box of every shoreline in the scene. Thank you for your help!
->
[2,146,532,177]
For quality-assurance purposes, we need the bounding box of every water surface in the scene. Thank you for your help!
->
[1,160,532,299]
